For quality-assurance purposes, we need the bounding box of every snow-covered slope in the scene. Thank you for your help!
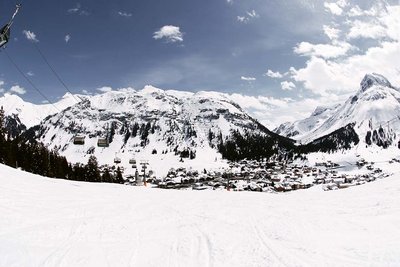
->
[0,93,78,128]
[277,74,400,149]
[274,104,341,140]
[1,163,399,267]
[34,86,292,176]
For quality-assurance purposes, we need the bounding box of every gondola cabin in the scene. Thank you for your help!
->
[0,25,10,48]
[129,159,136,165]
[114,157,121,164]
[97,138,109,147]
[132,164,137,169]
[73,136,85,145]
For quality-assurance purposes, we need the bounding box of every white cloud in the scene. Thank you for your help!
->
[68,3,80,13]
[293,41,400,95]
[324,0,348,15]
[237,10,259,23]
[97,86,113,92]
[265,95,346,128]
[118,11,132,17]
[26,71,34,77]
[228,93,291,124]
[294,41,353,59]
[22,30,39,42]
[347,20,387,40]
[348,5,381,17]
[265,70,284,78]
[117,87,135,93]
[241,76,256,81]
[82,89,90,94]
[226,93,342,129]
[226,0,233,3]
[323,25,341,40]
[68,3,89,16]
[229,94,270,111]
[153,25,183,43]
[9,85,26,95]
[289,3,400,96]
[65,34,71,43]
[281,81,296,91]
[95,86,135,93]
[257,96,290,108]
[237,16,247,23]
[247,10,259,18]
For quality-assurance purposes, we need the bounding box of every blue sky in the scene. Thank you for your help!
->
[1,0,400,126]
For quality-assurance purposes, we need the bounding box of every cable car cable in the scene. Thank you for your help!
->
[4,49,60,112]
[32,42,82,104]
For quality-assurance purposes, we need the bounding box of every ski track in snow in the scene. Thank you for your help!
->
[1,164,400,267]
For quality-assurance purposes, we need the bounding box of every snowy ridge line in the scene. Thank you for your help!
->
[0,92,79,128]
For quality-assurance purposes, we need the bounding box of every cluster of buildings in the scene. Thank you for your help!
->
[146,159,388,193]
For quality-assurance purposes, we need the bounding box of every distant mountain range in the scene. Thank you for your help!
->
[1,73,399,175]
[0,86,294,175]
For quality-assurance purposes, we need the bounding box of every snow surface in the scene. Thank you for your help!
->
[1,163,400,267]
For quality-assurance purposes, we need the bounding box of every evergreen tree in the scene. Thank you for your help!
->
[102,168,112,183]
[85,155,100,182]
[208,129,214,142]
[108,122,117,144]
[115,167,124,183]
[124,128,131,144]
[132,122,139,137]
[140,122,151,144]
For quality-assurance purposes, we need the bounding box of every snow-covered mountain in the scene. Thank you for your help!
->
[274,104,341,140]
[276,73,400,149]
[0,93,78,128]
[30,86,293,176]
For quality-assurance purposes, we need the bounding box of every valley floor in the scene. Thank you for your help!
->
[0,164,399,267]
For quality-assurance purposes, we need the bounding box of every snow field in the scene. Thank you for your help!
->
[1,163,400,267]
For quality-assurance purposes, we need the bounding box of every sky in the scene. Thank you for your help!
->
[1,0,400,127]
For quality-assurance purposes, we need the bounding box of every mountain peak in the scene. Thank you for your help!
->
[311,104,341,117]
[141,85,165,95]
[360,73,392,92]
[2,93,24,102]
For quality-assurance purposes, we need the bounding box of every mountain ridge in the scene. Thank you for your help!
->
[275,73,400,149]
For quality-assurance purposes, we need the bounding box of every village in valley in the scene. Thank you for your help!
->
[117,156,396,193]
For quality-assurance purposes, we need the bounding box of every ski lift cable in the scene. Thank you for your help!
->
[29,41,107,144]
[4,49,60,112]
[31,42,111,145]
[32,42,82,104]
